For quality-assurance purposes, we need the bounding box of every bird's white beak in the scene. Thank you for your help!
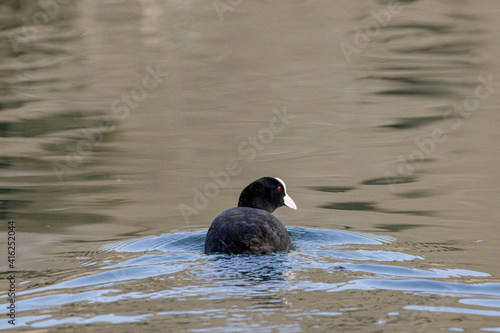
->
[283,194,297,210]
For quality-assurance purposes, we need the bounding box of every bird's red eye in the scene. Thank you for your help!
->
[278,186,282,192]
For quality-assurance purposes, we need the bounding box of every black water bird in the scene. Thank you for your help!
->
[204,177,297,255]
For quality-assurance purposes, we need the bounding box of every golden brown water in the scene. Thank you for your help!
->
[1,0,500,332]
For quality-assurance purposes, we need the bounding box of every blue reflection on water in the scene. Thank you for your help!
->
[0,227,499,330]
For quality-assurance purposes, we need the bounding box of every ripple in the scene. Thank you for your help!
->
[404,305,500,317]
[1,226,499,330]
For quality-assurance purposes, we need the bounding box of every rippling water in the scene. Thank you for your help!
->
[1,0,500,332]
[1,228,499,331]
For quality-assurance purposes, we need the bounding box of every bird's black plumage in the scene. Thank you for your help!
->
[204,177,297,255]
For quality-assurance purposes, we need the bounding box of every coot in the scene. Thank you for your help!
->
[204,177,297,254]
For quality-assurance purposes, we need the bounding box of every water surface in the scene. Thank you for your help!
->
[1,0,500,331]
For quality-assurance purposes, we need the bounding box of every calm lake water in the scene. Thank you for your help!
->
[1,0,500,332]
